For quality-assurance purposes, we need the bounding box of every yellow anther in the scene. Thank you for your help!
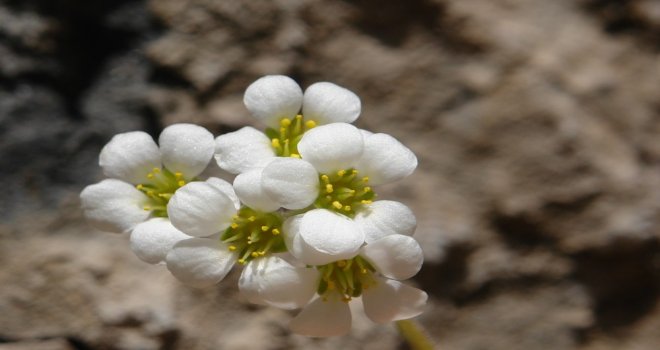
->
[136,184,144,190]
[174,172,183,179]
[259,251,266,256]
[363,186,372,193]
[238,259,246,264]
[248,216,256,222]
[362,176,369,182]
[178,180,185,187]
[280,118,291,127]
[343,205,351,211]
[295,114,303,120]
[271,138,281,148]
[361,269,368,274]
[231,223,239,229]
[351,169,358,175]
[321,174,330,183]
[290,153,301,158]
[272,228,280,235]
[326,184,334,193]
[147,173,154,179]
[332,201,343,209]
[261,225,270,232]
[361,200,373,205]
[228,245,237,251]
[143,206,151,211]
[251,252,259,258]
[337,169,346,177]
[305,120,316,129]
[152,168,160,173]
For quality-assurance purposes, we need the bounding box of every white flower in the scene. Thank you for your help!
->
[165,176,288,287]
[239,234,427,337]
[239,122,418,260]
[79,123,215,264]
[214,75,362,174]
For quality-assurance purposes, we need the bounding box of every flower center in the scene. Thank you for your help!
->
[316,256,377,302]
[266,114,316,158]
[137,167,188,217]
[315,169,376,217]
[221,207,285,264]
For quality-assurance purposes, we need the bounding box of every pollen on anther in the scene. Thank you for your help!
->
[361,200,372,204]
[136,184,144,190]
[271,228,280,235]
[325,184,334,193]
[251,252,259,258]
[343,205,351,211]
[228,245,237,251]
[362,176,369,182]
[271,138,280,148]
[280,118,291,127]
[332,201,343,209]
[248,216,256,222]
[261,225,269,232]
[305,120,316,129]
[321,175,330,183]
[337,169,346,177]
[147,173,154,179]
[231,223,239,229]
[152,167,160,173]
[363,186,372,193]
[174,172,183,179]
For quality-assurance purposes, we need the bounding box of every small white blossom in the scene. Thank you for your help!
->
[214,75,362,174]
[165,176,288,287]
[240,233,427,337]
[80,123,215,264]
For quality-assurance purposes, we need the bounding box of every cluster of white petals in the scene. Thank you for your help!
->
[81,75,427,338]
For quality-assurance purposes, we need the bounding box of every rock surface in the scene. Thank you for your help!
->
[1,0,659,349]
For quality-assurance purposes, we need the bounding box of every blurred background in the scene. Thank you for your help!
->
[1,0,660,349]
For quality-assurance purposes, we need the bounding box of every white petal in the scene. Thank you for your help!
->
[297,209,364,265]
[214,127,276,174]
[159,123,215,179]
[166,238,237,287]
[283,214,306,259]
[99,131,161,185]
[261,158,319,210]
[360,235,423,280]
[167,181,237,237]
[206,177,241,210]
[355,133,417,185]
[239,256,318,309]
[290,297,352,337]
[129,218,190,264]
[302,82,361,125]
[354,200,417,243]
[362,278,427,324]
[80,179,150,233]
[297,123,364,174]
[244,75,303,128]
[233,168,281,212]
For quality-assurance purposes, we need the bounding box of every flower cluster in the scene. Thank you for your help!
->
[81,75,427,337]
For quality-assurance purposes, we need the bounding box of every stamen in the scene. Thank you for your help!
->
[271,228,280,235]
[228,245,237,251]
[337,169,346,177]
[290,153,301,158]
[261,225,270,232]
[332,201,343,209]
[271,138,281,148]
[305,120,316,129]
[280,118,291,127]
[152,168,160,173]
[326,184,334,193]
[362,176,369,182]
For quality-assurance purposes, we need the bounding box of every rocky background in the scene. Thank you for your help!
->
[1,0,660,349]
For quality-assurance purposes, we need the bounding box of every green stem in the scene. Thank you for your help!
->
[395,319,435,350]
